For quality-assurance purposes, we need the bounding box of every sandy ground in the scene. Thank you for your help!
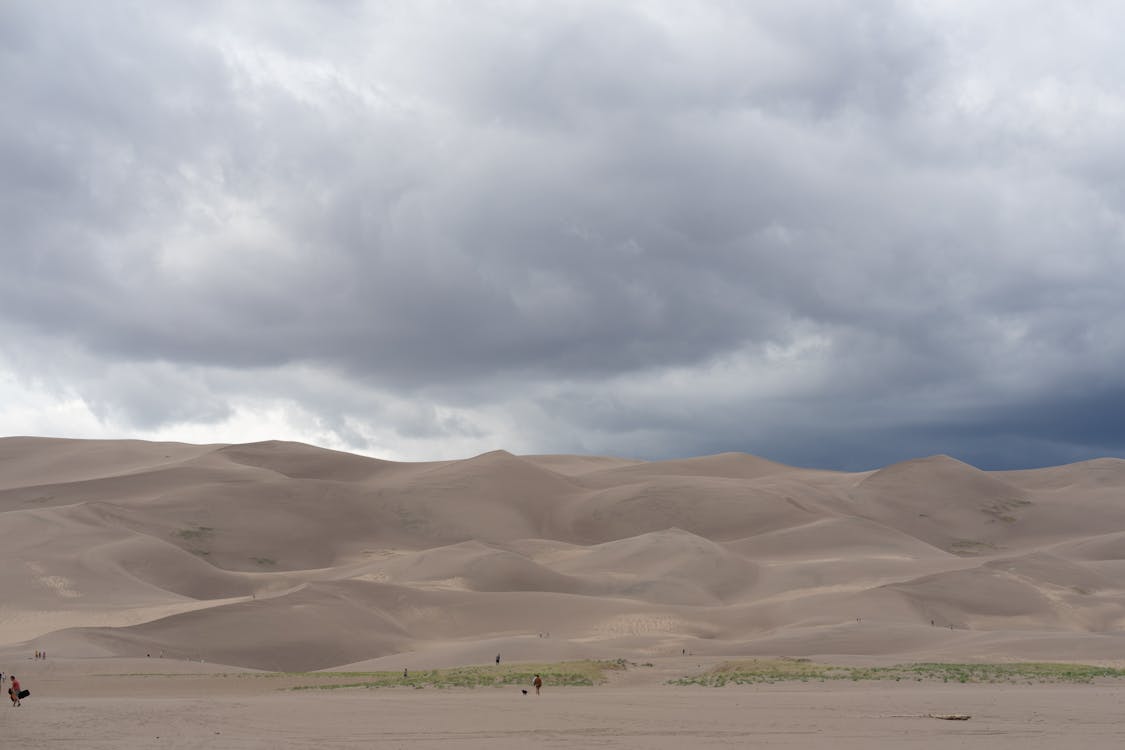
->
[6,439,1125,747]
[3,658,1125,749]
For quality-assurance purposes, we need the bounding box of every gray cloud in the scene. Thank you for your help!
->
[2,1,1124,469]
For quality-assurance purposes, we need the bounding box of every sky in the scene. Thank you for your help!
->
[2,1,1124,471]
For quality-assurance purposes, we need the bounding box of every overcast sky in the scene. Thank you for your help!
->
[2,1,1124,470]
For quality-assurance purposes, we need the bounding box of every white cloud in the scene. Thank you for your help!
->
[2,1,1124,468]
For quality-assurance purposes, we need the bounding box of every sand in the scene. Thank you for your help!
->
[3,657,1125,748]
[4,437,1125,746]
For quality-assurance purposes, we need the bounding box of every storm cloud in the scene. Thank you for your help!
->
[2,1,1124,468]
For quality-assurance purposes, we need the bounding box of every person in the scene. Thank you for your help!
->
[403,668,408,679]
[10,675,21,707]
[495,653,500,665]
[533,674,542,696]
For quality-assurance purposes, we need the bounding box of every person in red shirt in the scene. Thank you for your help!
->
[10,675,20,707]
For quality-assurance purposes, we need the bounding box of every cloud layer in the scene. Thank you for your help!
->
[3,1,1124,468]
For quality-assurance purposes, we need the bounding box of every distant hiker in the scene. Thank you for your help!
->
[10,675,21,706]
[403,668,408,679]
[533,674,542,695]
[496,653,501,665]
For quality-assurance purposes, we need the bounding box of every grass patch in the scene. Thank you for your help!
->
[670,659,1125,686]
[176,526,214,557]
[983,497,1032,523]
[286,660,625,691]
[949,539,998,556]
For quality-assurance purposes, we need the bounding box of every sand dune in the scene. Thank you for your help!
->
[0,437,217,491]
[3,436,1125,672]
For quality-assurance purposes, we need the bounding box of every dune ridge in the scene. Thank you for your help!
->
[3,436,1125,671]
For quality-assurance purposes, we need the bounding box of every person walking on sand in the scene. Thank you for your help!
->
[10,675,21,706]
[533,674,542,696]
[496,653,500,665]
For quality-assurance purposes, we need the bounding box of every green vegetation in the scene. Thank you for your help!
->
[174,526,214,557]
[394,506,428,533]
[983,497,1032,523]
[286,660,625,691]
[670,659,1125,686]
[95,660,627,693]
[250,557,276,566]
[949,539,998,555]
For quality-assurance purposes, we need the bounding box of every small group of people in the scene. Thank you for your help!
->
[521,674,544,695]
[34,650,46,660]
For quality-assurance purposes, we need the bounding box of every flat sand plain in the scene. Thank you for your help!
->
[4,657,1125,749]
